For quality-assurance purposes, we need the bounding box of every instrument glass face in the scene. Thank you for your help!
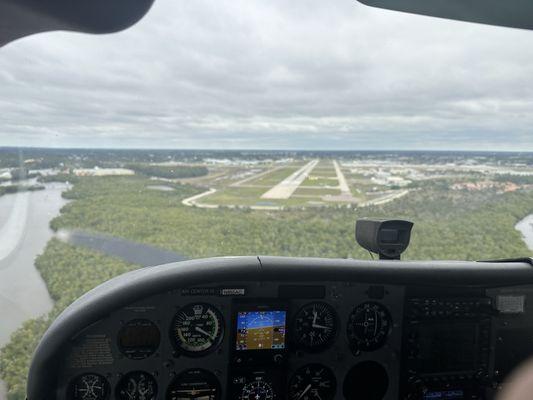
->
[240,380,274,400]
[68,374,110,400]
[288,364,337,400]
[166,369,221,400]
[117,319,161,360]
[293,302,338,351]
[115,371,157,400]
[347,302,392,352]
[171,303,224,355]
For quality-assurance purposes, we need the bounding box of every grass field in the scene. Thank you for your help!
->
[300,176,339,187]
[245,166,301,186]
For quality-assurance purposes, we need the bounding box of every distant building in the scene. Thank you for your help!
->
[73,168,135,177]
[371,175,411,187]
[450,181,521,192]
[0,170,11,181]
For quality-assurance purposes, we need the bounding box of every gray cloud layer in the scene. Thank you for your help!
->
[1,0,533,150]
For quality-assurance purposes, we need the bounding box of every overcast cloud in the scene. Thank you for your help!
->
[1,0,533,150]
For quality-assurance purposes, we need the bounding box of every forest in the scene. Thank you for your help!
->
[494,174,533,185]
[0,175,532,399]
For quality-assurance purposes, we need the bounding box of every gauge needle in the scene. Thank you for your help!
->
[312,323,330,330]
[298,384,312,400]
[195,326,215,340]
[312,310,318,326]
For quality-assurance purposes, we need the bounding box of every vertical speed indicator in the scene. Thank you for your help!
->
[171,303,224,356]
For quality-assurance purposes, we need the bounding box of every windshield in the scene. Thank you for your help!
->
[0,0,532,399]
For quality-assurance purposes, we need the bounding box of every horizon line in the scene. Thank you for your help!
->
[1,145,532,154]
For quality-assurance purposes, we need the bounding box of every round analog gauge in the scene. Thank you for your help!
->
[171,303,224,355]
[118,319,161,360]
[115,371,157,400]
[241,380,274,400]
[347,302,392,352]
[343,361,389,400]
[166,369,221,400]
[68,373,110,400]
[288,364,336,400]
[293,302,338,351]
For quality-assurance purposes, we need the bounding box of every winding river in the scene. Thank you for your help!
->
[0,182,69,400]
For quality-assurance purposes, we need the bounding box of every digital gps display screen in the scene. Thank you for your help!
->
[417,322,479,373]
[235,310,287,351]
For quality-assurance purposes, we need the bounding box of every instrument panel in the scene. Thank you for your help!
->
[27,256,533,400]
[58,282,404,400]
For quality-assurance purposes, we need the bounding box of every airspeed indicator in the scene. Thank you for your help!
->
[171,303,224,356]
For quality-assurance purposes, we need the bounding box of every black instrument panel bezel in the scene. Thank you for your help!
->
[27,256,533,400]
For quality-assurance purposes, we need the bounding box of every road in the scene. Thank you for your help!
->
[261,159,319,200]
[182,188,217,207]
[361,189,410,206]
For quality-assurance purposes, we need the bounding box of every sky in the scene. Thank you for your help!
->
[1,0,533,151]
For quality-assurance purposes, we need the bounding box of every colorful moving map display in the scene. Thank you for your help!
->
[236,311,286,351]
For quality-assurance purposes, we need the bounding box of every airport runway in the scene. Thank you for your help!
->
[261,159,319,199]
[333,160,351,195]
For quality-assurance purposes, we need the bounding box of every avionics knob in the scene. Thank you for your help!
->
[475,370,491,384]
[408,375,422,386]
[407,374,425,398]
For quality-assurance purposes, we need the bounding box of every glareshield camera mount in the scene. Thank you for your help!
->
[355,218,414,260]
